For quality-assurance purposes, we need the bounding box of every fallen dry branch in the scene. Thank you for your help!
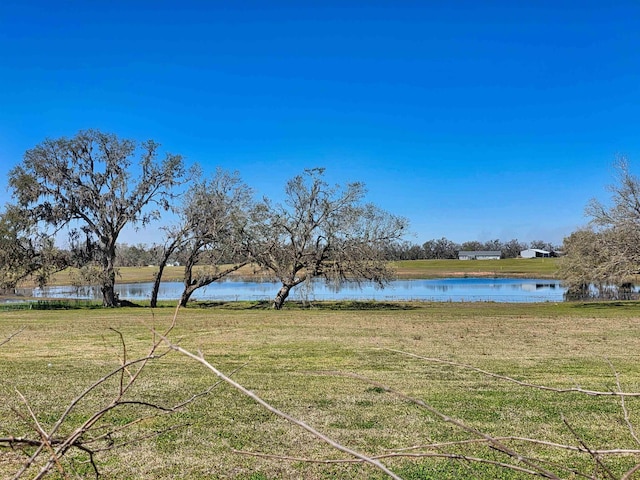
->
[372,349,640,479]
[1,305,218,479]
[320,371,563,479]
[386,348,640,398]
[561,414,617,480]
[0,327,25,348]
[161,336,405,480]
[231,448,548,476]
[392,437,640,457]
[608,359,640,447]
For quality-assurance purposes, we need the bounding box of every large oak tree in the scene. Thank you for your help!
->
[9,130,188,306]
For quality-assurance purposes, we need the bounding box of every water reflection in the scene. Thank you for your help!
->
[31,278,566,303]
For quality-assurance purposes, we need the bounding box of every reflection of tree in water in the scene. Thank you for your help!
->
[564,282,638,301]
[73,285,100,298]
[520,282,557,292]
[121,285,148,298]
[434,285,451,292]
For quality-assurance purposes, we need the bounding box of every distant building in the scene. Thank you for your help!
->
[458,251,502,260]
[520,248,550,258]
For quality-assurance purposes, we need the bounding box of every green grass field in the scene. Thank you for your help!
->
[392,258,560,279]
[2,300,640,479]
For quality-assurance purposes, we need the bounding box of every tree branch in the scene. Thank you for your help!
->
[386,348,640,397]
[160,335,404,480]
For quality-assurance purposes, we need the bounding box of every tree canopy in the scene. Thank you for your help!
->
[247,168,408,309]
[8,130,188,306]
[0,204,66,292]
[560,158,640,299]
[150,168,254,307]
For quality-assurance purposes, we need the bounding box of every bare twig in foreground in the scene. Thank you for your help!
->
[607,359,640,447]
[320,371,562,479]
[1,327,25,347]
[231,448,546,476]
[561,414,616,480]
[161,337,404,480]
[393,436,640,456]
[3,304,208,479]
[386,348,640,397]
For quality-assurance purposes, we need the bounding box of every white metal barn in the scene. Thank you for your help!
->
[457,251,502,260]
[520,248,550,258]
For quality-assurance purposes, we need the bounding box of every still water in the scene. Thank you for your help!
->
[31,278,565,303]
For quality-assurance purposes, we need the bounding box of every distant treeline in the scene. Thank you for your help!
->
[111,243,232,268]
[113,238,559,266]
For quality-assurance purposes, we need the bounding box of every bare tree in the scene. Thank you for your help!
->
[460,240,484,251]
[422,237,460,259]
[502,238,528,259]
[587,157,640,229]
[529,240,558,252]
[9,130,189,307]
[247,168,408,309]
[149,225,188,308]
[177,169,254,307]
[149,168,254,307]
[561,158,640,298]
[561,226,640,300]
[115,243,155,267]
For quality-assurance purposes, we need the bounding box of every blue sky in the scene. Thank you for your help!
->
[1,1,639,246]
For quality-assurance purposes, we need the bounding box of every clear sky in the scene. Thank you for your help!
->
[1,1,639,246]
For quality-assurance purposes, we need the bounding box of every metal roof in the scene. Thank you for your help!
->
[458,251,502,256]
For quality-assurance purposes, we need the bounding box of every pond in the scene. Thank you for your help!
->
[28,278,566,303]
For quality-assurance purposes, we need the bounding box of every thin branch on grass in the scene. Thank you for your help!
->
[231,448,547,476]
[379,349,640,478]
[392,436,640,456]
[561,414,617,480]
[607,359,640,446]
[386,348,640,398]
[2,304,216,479]
[160,335,405,480]
[14,389,66,478]
[109,327,129,393]
[621,461,640,480]
[0,327,25,347]
[320,371,562,479]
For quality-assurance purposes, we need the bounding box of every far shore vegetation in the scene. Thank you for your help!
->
[10,258,561,290]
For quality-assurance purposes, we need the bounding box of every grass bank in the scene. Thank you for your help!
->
[1,301,639,478]
[392,258,560,279]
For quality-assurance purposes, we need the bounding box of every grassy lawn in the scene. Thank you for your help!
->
[392,258,560,279]
[2,301,640,478]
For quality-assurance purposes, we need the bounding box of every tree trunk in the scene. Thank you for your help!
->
[272,284,292,310]
[102,243,118,307]
[179,255,197,308]
[150,264,166,308]
[179,285,196,307]
[151,236,183,308]
[101,270,117,307]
